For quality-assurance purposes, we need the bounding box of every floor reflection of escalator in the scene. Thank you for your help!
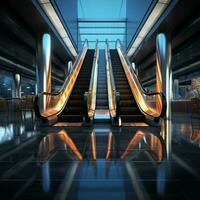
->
[110,50,144,122]
[58,50,95,122]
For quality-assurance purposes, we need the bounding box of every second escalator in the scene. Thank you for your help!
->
[110,49,144,122]
[58,50,95,122]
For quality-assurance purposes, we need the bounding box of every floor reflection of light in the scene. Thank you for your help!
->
[20,125,25,135]
[91,131,96,161]
[0,124,14,144]
[27,131,36,138]
[106,132,112,160]
[156,162,166,197]
[42,161,50,193]
[161,119,172,160]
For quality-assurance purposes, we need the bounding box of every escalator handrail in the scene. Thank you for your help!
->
[115,39,166,118]
[35,39,89,118]
[85,40,99,120]
[105,40,118,119]
[116,39,161,96]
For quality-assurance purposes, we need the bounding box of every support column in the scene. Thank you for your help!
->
[173,79,179,100]
[156,33,172,160]
[36,33,52,112]
[13,73,21,98]
[65,61,73,77]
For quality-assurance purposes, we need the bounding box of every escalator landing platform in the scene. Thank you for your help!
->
[94,109,110,122]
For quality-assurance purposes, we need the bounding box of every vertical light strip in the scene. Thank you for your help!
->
[38,0,77,57]
[127,0,171,57]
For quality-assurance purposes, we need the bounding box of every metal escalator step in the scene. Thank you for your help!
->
[121,115,145,122]
[74,84,89,87]
[72,91,86,95]
[97,87,107,90]
[97,89,107,93]
[96,100,108,106]
[96,94,108,99]
[120,100,137,107]
[117,89,132,94]
[96,105,108,108]
[58,115,83,122]
[120,107,141,115]
[67,100,83,106]
[63,106,83,115]
[69,94,83,99]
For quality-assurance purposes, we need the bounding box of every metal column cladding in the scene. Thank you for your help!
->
[156,33,172,160]
[36,33,52,112]
[14,73,21,98]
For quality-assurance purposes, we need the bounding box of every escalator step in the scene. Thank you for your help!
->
[120,100,137,107]
[96,99,108,105]
[118,94,133,100]
[64,107,83,114]
[118,89,132,94]
[97,94,108,99]
[58,115,83,122]
[120,107,140,115]
[70,94,84,99]
[96,104,108,108]
[67,100,83,106]
[121,115,145,122]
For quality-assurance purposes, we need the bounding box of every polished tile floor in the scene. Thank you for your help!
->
[0,110,199,199]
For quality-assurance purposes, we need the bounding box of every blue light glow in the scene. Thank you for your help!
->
[78,0,126,49]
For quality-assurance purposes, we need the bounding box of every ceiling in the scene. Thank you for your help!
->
[54,0,155,49]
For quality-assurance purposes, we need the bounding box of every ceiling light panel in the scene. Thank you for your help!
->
[127,0,171,57]
[38,0,77,57]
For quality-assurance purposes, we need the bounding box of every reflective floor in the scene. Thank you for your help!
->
[0,111,199,199]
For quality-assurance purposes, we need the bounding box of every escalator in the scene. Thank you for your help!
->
[105,39,166,125]
[58,50,94,122]
[35,40,98,124]
[110,49,144,122]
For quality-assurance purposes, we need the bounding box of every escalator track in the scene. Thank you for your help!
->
[110,50,145,122]
[58,50,95,122]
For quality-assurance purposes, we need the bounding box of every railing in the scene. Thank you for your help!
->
[105,40,120,122]
[84,40,99,122]
[116,39,166,119]
[35,39,89,119]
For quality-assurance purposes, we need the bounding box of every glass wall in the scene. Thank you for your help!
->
[78,0,126,49]
[55,0,78,49]
[0,69,35,98]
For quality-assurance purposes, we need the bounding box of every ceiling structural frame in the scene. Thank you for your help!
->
[34,0,78,58]
[78,18,127,49]
[127,0,176,58]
